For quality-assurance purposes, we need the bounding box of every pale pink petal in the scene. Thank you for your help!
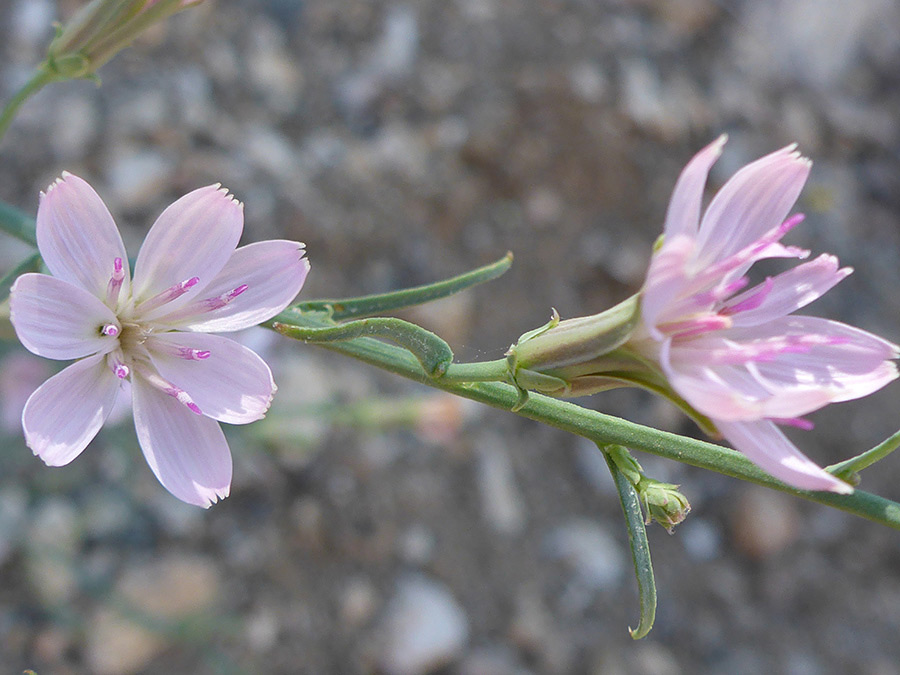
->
[131,185,243,320]
[663,135,726,241]
[10,273,119,360]
[729,316,900,365]
[641,235,695,335]
[694,146,810,268]
[145,332,275,424]
[36,172,131,303]
[725,255,851,326]
[157,240,310,332]
[754,359,899,404]
[665,361,835,422]
[717,419,853,494]
[22,353,121,466]
[132,376,232,508]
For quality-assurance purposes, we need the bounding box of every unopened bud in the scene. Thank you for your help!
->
[45,0,202,79]
[639,480,691,534]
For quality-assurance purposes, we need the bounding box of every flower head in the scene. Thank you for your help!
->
[630,137,898,493]
[508,138,898,494]
[10,173,309,506]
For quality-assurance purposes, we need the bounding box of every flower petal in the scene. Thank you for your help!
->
[36,173,130,304]
[131,185,243,320]
[641,234,695,336]
[724,254,852,326]
[663,135,726,241]
[23,353,121,466]
[664,358,835,422]
[10,273,120,360]
[158,240,310,332]
[694,145,810,268]
[132,375,232,507]
[717,419,852,494]
[146,332,276,424]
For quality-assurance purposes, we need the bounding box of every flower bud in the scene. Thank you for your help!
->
[639,480,691,534]
[45,0,201,79]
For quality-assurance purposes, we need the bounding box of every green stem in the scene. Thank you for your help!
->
[603,445,656,639]
[0,200,38,247]
[295,252,513,320]
[0,68,57,143]
[269,309,900,530]
[440,359,510,383]
[827,428,900,480]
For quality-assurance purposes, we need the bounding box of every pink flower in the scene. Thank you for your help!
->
[10,173,310,507]
[631,137,899,493]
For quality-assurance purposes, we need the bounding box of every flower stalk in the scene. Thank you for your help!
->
[269,306,900,531]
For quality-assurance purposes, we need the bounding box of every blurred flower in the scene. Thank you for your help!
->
[45,0,202,79]
[510,138,899,494]
[0,352,50,433]
[10,173,309,506]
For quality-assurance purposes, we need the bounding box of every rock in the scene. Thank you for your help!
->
[104,149,174,210]
[475,434,527,535]
[376,576,469,675]
[26,499,82,605]
[399,523,437,565]
[544,519,624,611]
[245,609,280,652]
[460,645,534,675]
[680,518,722,562]
[731,487,799,559]
[340,577,380,628]
[85,555,222,675]
[51,94,100,161]
[338,5,419,119]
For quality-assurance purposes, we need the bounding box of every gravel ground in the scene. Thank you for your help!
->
[2,0,900,673]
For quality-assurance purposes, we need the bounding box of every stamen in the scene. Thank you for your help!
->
[135,276,200,315]
[101,323,120,337]
[165,387,203,415]
[106,352,130,379]
[151,283,250,323]
[202,284,248,311]
[177,347,211,360]
[136,366,203,415]
[722,277,775,315]
[106,257,125,307]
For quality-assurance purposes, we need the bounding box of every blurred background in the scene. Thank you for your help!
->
[1,0,900,672]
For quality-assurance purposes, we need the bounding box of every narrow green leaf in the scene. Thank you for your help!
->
[274,315,454,377]
[295,252,513,320]
[0,201,37,246]
[603,444,657,639]
[0,252,42,302]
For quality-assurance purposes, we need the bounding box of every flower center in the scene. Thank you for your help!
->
[119,321,150,354]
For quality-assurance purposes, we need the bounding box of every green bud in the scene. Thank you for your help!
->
[639,480,691,534]
[508,294,641,377]
[44,0,199,79]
